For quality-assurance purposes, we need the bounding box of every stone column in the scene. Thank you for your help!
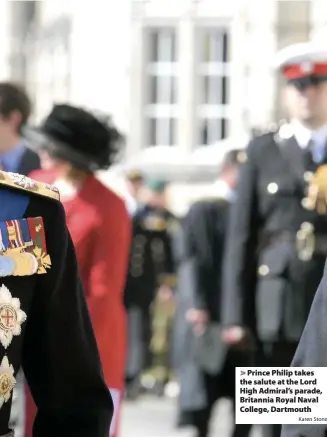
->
[237,0,278,130]
[310,0,327,40]
[8,1,37,84]
[274,0,311,120]
[177,5,196,153]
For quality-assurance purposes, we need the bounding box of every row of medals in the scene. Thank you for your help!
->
[0,247,39,277]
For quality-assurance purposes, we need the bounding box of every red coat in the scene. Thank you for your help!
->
[25,170,131,437]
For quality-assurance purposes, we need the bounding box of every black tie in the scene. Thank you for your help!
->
[303,139,315,171]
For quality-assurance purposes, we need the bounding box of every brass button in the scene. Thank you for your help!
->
[301,198,315,210]
[132,253,143,262]
[303,171,313,182]
[131,266,143,277]
[300,222,314,232]
[258,265,269,276]
[267,183,278,194]
[134,235,146,246]
[151,239,164,252]
[237,151,247,163]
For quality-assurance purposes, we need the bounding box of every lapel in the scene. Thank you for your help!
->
[274,134,306,182]
[319,141,327,165]
[18,149,40,176]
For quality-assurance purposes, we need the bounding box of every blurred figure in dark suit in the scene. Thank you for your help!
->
[124,179,177,399]
[124,169,144,216]
[174,148,252,437]
[0,82,40,437]
[0,82,40,175]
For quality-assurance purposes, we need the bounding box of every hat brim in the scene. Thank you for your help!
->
[22,126,101,172]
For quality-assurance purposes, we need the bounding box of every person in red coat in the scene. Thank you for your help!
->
[23,104,131,437]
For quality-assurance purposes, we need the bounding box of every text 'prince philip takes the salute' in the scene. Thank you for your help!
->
[222,41,327,437]
[0,171,113,437]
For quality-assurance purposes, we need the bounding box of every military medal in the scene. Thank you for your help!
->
[0,223,9,252]
[0,229,5,253]
[11,252,34,276]
[0,355,15,409]
[7,221,19,249]
[303,165,327,214]
[27,217,52,274]
[0,216,52,277]
[0,285,26,349]
[167,219,179,234]
[24,252,39,275]
[0,256,15,277]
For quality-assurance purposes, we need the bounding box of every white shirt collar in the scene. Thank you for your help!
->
[291,119,327,149]
[125,195,138,216]
[211,180,235,202]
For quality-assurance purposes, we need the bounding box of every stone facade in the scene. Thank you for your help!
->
[1,0,327,196]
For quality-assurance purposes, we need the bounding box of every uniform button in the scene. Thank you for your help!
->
[131,257,143,267]
[237,151,247,163]
[301,222,314,232]
[301,198,315,210]
[151,239,164,251]
[303,171,313,182]
[131,266,143,277]
[267,183,278,194]
[134,235,146,246]
[258,265,269,276]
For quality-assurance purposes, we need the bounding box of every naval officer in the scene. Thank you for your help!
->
[0,171,113,437]
[221,41,327,437]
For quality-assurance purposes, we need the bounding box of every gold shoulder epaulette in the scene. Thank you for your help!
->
[0,171,60,201]
[197,195,227,203]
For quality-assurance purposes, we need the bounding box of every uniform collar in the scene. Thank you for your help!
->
[0,143,25,172]
[290,119,327,149]
[211,180,235,202]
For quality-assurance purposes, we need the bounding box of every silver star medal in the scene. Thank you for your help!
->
[0,355,15,408]
[0,285,27,349]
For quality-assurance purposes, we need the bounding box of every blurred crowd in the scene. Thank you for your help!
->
[1,36,327,437]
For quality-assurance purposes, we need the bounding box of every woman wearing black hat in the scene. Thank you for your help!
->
[24,104,131,437]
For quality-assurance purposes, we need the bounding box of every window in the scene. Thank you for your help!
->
[33,16,71,119]
[145,27,178,146]
[197,28,230,146]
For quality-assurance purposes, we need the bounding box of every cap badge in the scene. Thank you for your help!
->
[300,62,313,74]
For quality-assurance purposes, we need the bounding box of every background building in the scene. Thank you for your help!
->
[2,0,327,211]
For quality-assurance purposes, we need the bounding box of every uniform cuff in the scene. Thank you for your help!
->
[159,274,177,287]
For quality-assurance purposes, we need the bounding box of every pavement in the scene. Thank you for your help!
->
[121,396,263,437]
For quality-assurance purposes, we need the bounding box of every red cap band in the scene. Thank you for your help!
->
[283,63,327,80]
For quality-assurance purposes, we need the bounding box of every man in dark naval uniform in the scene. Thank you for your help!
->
[0,82,41,437]
[124,178,177,398]
[221,41,327,437]
[0,170,113,437]
[174,148,252,437]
